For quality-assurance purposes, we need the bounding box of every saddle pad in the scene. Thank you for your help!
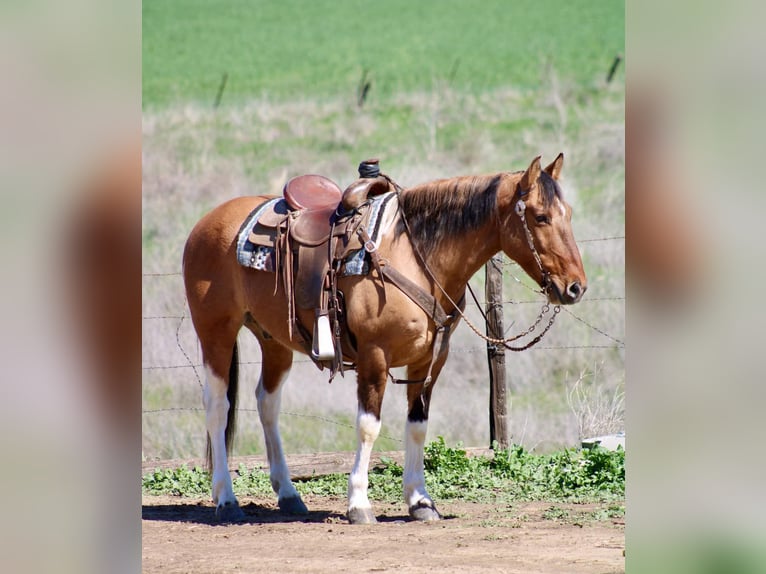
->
[236,197,283,271]
[236,192,399,276]
[341,191,398,276]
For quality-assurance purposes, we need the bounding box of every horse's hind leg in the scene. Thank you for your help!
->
[253,335,308,514]
[199,326,244,522]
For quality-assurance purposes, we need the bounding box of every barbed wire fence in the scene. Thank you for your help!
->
[142,235,624,457]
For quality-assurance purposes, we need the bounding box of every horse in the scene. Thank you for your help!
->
[182,154,587,524]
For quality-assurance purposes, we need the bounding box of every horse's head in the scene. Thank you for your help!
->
[499,154,587,305]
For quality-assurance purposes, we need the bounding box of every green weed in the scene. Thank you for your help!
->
[142,465,211,496]
[143,437,624,511]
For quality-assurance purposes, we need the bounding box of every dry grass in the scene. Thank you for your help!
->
[142,79,624,460]
[567,363,625,440]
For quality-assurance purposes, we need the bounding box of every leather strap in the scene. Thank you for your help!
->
[355,226,385,298]
[378,260,465,387]
[379,262,453,328]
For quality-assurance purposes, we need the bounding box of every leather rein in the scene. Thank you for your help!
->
[391,185,561,377]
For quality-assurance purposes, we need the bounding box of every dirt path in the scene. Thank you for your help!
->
[143,495,624,573]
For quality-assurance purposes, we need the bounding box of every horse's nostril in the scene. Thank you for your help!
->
[567,281,582,299]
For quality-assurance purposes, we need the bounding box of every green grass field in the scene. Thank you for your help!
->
[142,0,624,460]
[143,0,623,108]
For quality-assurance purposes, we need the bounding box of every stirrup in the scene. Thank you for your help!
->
[311,310,335,361]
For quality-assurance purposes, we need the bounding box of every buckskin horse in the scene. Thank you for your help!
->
[182,154,587,524]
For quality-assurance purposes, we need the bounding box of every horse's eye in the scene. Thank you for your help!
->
[535,215,550,225]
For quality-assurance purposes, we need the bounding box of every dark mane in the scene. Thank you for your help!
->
[397,173,502,256]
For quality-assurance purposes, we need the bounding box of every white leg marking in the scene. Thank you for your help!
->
[348,409,381,512]
[403,419,432,508]
[203,366,236,507]
[256,374,300,501]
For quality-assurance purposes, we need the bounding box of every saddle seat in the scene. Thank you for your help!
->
[282,173,394,245]
[283,174,341,210]
[282,174,342,246]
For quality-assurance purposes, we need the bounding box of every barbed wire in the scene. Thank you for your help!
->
[578,235,624,243]
[142,295,625,373]
[143,357,321,370]
[140,234,624,279]
[142,239,624,453]
[560,307,624,346]
[143,298,624,323]
[142,406,404,444]
[143,340,624,372]
[498,266,625,347]
[143,295,623,319]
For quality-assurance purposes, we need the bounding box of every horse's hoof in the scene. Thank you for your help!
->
[278,496,309,515]
[215,500,245,522]
[409,499,441,522]
[347,507,378,524]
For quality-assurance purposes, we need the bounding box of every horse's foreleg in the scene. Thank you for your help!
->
[404,379,442,521]
[347,408,382,524]
[255,340,308,514]
[347,348,388,524]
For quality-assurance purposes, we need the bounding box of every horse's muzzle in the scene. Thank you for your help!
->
[549,280,586,305]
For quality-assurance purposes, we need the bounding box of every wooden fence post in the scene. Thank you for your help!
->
[485,255,508,450]
[213,72,228,109]
[606,53,622,84]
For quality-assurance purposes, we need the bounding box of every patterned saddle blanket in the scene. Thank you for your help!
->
[236,191,398,278]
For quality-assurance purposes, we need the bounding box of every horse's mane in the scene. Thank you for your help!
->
[396,170,563,256]
[396,173,503,256]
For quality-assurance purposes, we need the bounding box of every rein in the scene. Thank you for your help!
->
[397,188,561,353]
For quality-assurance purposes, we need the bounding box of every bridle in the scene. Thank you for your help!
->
[398,188,561,352]
[515,195,551,292]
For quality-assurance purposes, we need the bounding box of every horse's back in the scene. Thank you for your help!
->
[183,195,275,327]
[185,195,274,255]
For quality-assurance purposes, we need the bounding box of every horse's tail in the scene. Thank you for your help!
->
[205,341,240,472]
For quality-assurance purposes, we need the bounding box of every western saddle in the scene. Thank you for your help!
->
[248,159,397,378]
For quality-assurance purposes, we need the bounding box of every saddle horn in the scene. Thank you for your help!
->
[341,158,394,211]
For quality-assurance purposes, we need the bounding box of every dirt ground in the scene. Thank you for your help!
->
[142,495,624,573]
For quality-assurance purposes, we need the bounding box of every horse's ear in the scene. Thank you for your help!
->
[544,153,564,180]
[520,155,542,191]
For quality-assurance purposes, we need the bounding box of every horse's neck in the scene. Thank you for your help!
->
[421,223,500,302]
[396,172,507,304]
